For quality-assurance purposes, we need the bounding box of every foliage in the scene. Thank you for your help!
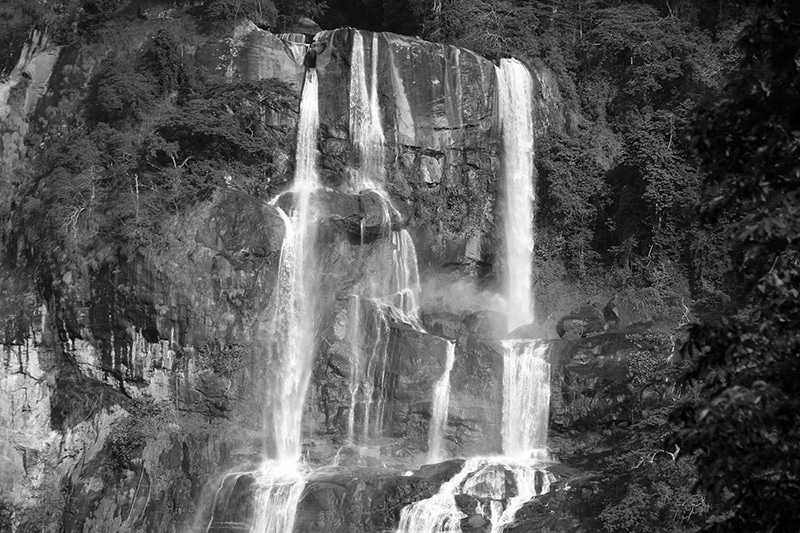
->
[106,398,168,472]
[673,0,800,530]
[620,110,701,259]
[139,29,188,95]
[559,394,710,533]
[201,343,249,376]
[87,55,156,127]
[273,0,328,29]
[16,22,296,287]
[599,459,709,533]
[199,0,278,31]
[581,5,711,111]
[537,129,609,276]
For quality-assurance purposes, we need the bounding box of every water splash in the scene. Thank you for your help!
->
[396,458,480,533]
[497,59,535,331]
[428,341,455,462]
[349,31,385,190]
[249,462,307,533]
[396,456,553,533]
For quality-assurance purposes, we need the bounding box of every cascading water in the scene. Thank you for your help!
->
[189,28,560,533]
[497,59,536,332]
[267,66,320,462]
[247,63,321,533]
[397,458,481,533]
[342,31,426,449]
[501,340,550,458]
[349,31,385,190]
[427,341,455,462]
[345,297,392,443]
[396,457,553,533]
[394,57,550,533]
[390,229,421,318]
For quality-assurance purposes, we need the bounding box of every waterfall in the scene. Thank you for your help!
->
[501,340,550,458]
[267,67,319,462]
[396,457,553,533]
[344,33,425,447]
[249,464,307,533]
[497,59,535,331]
[294,68,321,191]
[349,31,385,190]
[428,341,455,462]
[397,458,479,533]
[390,229,421,318]
[346,297,392,443]
[248,64,320,533]
[396,57,549,533]
[346,297,361,445]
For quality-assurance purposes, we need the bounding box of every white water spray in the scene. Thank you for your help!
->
[396,456,553,533]
[497,59,535,331]
[249,463,307,533]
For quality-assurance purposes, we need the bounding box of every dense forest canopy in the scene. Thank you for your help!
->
[1,0,798,531]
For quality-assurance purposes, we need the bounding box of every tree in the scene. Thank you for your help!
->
[673,0,800,530]
[537,129,609,276]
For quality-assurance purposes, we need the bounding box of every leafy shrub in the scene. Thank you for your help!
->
[139,29,188,95]
[87,55,156,127]
[199,0,278,31]
[106,398,168,472]
[201,343,249,376]
[538,130,609,277]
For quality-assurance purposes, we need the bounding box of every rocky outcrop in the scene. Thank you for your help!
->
[548,334,634,429]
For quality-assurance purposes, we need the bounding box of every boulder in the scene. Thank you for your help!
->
[556,303,607,340]
[195,191,286,259]
[548,334,633,429]
[421,311,463,340]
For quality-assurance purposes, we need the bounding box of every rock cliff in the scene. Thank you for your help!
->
[0,19,648,533]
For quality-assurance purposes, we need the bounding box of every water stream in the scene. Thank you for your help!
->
[428,341,456,462]
[348,31,385,190]
[343,31,424,449]
[394,55,547,533]
[501,340,551,458]
[249,63,321,533]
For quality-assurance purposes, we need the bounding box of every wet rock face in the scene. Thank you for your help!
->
[448,336,505,457]
[196,191,286,263]
[317,30,500,153]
